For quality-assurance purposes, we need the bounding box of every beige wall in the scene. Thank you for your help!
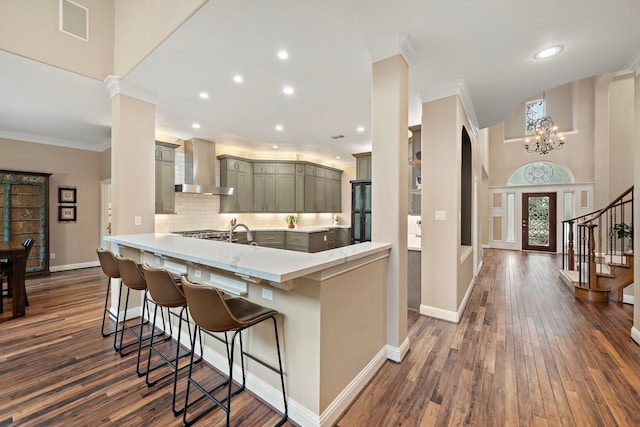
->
[0,137,102,268]
[634,72,640,341]
[609,73,635,197]
[114,0,207,76]
[422,96,459,313]
[0,0,114,80]
[490,78,596,187]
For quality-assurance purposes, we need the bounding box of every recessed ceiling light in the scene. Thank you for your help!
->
[275,124,284,131]
[356,126,365,132]
[199,92,209,99]
[233,75,244,83]
[278,50,289,60]
[534,45,563,59]
[272,145,279,149]
[192,123,201,129]
[336,156,341,159]
[283,86,295,95]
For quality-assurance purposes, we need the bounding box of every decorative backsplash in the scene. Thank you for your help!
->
[155,192,341,232]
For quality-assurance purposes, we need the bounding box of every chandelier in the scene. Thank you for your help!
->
[525,115,565,155]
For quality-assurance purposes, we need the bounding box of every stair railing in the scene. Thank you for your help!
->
[562,186,633,290]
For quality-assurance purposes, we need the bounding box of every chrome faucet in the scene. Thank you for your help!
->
[228,223,252,243]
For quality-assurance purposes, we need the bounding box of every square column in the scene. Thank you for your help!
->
[371,54,409,361]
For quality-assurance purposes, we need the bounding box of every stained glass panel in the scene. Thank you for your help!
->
[528,196,550,246]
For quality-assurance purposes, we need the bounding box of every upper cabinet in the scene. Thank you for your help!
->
[219,156,341,213]
[408,125,421,215]
[352,152,372,180]
[155,142,179,214]
[219,156,253,213]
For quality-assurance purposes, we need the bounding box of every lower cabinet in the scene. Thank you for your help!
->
[254,231,286,249]
[253,228,351,252]
[286,231,326,253]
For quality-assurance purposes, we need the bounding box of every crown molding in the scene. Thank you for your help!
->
[420,80,479,136]
[367,32,415,67]
[0,129,109,152]
[104,75,158,104]
[625,49,640,76]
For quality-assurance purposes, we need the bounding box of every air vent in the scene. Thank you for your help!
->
[330,134,345,140]
[59,0,88,41]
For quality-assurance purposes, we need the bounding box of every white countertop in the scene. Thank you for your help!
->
[106,233,390,283]
[246,226,350,233]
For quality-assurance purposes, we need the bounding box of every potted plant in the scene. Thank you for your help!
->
[286,215,297,229]
[613,223,633,239]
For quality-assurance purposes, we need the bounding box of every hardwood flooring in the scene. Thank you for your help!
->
[1,249,639,426]
[336,249,640,426]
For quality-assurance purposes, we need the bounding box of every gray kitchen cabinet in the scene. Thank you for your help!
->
[253,162,296,213]
[253,163,276,212]
[295,164,305,212]
[155,142,178,214]
[352,152,372,180]
[221,156,341,213]
[254,230,286,249]
[276,173,295,212]
[286,231,326,253]
[219,156,252,213]
[409,125,422,215]
[338,227,351,246]
[303,165,341,212]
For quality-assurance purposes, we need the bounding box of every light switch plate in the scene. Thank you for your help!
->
[262,288,273,300]
[134,216,142,226]
[435,210,447,221]
[195,269,202,278]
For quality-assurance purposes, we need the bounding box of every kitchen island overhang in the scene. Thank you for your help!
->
[105,233,392,427]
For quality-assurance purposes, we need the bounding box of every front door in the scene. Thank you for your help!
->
[522,192,557,252]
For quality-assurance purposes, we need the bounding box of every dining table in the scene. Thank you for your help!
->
[0,241,27,318]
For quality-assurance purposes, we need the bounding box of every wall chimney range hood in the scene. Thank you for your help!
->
[174,138,234,195]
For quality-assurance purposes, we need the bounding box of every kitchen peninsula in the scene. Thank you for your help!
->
[106,233,391,427]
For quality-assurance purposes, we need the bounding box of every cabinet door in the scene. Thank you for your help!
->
[236,168,252,212]
[253,174,267,211]
[315,177,326,212]
[295,164,305,212]
[276,174,295,212]
[351,181,372,243]
[155,160,175,214]
[304,175,316,212]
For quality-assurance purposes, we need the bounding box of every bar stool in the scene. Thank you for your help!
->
[180,276,288,427]
[115,255,167,376]
[141,264,203,416]
[96,248,121,337]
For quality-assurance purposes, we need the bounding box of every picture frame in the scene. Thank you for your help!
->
[58,187,77,204]
[58,205,77,222]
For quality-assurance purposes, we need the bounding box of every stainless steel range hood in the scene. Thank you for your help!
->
[174,138,234,195]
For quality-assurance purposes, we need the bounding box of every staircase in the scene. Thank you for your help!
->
[559,186,634,302]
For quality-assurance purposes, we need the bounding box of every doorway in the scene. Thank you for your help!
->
[522,192,557,252]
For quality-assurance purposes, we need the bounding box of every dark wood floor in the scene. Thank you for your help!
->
[337,249,640,426]
[1,249,639,426]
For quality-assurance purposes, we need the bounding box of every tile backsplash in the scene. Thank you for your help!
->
[155,192,345,232]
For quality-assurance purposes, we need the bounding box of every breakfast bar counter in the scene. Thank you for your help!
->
[106,233,391,427]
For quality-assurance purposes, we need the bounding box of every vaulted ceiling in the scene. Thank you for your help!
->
[1,0,639,167]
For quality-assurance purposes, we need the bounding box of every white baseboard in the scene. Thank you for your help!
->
[419,276,476,323]
[318,346,388,427]
[623,294,635,305]
[631,326,640,346]
[386,336,410,362]
[50,260,100,272]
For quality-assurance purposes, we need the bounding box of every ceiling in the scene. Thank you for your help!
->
[1,0,640,168]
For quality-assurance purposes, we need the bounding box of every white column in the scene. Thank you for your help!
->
[104,76,157,315]
[371,54,409,362]
[633,70,640,345]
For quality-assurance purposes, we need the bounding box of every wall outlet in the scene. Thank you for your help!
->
[262,288,273,301]
[435,210,447,221]
[195,269,202,279]
[134,216,142,226]
[50,252,55,259]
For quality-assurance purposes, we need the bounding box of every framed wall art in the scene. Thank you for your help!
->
[58,205,77,222]
[58,187,77,204]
